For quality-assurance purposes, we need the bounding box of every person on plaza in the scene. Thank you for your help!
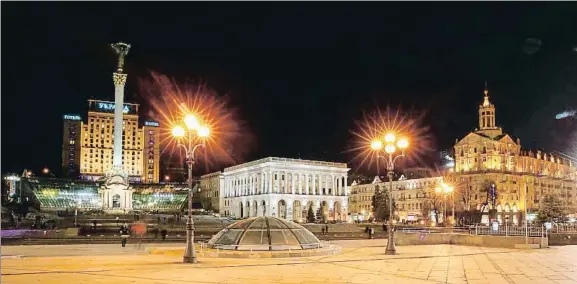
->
[120,223,130,247]
[321,227,325,235]
[161,228,168,240]
[131,221,147,249]
[325,224,329,234]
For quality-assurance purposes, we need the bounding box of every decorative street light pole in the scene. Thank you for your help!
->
[371,133,409,255]
[172,114,210,264]
[435,182,454,226]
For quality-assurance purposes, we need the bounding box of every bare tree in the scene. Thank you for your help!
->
[419,186,443,225]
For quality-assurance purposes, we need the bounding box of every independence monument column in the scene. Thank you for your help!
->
[100,42,133,212]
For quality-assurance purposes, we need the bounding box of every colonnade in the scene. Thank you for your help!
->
[223,171,348,198]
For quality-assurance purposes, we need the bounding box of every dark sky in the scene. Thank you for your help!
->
[3,2,577,176]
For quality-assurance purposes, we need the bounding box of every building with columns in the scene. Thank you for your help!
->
[219,157,350,222]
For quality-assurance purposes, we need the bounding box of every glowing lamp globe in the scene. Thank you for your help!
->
[385,144,396,154]
[397,138,409,149]
[184,114,200,130]
[197,126,210,138]
[172,126,186,138]
[384,133,396,143]
[371,140,383,150]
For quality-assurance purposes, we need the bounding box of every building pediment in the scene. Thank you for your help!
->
[497,134,516,145]
[455,132,493,147]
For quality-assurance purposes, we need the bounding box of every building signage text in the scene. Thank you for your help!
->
[63,114,82,121]
[97,102,130,113]
[144,121,160,127]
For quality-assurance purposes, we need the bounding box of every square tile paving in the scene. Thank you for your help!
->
[2,240,577,283]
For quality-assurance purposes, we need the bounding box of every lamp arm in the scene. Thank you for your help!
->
[190,142,205,162]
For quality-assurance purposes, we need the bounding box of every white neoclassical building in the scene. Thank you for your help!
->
[220,157,350,222]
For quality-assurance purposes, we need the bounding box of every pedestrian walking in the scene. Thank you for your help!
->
[120,223,130,247]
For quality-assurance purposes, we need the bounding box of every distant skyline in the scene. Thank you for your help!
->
[2,2,576,176]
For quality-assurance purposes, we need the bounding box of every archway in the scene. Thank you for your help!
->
[278,200,287,219]
[246,201,251,217]
[261,201,266,216]
[320,201,329,222]
[253,201,258,217]
[334,201,342,222]
[239,202,244,218]
[112,194,121,208]
[292,200,302,222]
[303,201,314,222]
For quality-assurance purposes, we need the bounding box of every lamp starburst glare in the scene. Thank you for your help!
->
[197,125,210,138]
[397,138,409,149]
[184,114,200,130]
[172,125,186,138]
[385,144,396,154]
[371,140,383,150]
[384,133,396,143]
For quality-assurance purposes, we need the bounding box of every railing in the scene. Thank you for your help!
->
[474,224,544,237]
[207,242,325,252]
[400,224,547,238]
[550,223,577,234]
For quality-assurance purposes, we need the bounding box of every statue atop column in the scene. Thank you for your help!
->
[111,42,131,73]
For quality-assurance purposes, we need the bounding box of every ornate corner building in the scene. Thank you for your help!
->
[453,86,577,224]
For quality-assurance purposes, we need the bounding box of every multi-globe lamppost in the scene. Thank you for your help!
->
[370,133,409,255]
[172,114,210,264]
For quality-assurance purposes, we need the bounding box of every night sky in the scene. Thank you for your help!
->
[3,3,576,176]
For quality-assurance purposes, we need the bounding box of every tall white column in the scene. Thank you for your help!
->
[344,176,348,196]
[111,45,129,171]
[298,173,304,194]
[269,171,274,194]
[291,173,295,194]
[305,174,309,195]
[318,174,322,196]
[312,174,316,195]
[284,172,288,194]
[276,172,280,193]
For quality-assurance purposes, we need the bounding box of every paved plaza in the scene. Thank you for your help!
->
[2,240,577,284]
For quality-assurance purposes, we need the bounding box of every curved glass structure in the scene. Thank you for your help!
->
[207,216,322,251]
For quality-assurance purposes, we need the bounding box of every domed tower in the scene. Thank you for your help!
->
[477,82,503,138]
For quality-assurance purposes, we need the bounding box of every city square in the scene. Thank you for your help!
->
[3,240,577,284]
[2,2,577,284]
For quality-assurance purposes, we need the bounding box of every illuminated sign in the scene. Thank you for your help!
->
[63,114,82,121]
[97,102,130,113]
[144,121,159,127]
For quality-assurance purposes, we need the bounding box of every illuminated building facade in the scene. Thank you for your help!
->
[200,171,223,213]
[61,100,161,184]
[142,121,161,183]
[221,157,350,222]
[62,114,83,178]
[453,86,577,224]
[349,173,442,222]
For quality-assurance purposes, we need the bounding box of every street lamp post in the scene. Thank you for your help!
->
[435,182,454,226]
[371,133,409,255]
[172,114,210,264]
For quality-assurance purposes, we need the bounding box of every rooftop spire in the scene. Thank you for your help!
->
[482,81,490,107]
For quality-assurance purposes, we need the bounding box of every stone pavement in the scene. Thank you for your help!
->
[2,240,577,284]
